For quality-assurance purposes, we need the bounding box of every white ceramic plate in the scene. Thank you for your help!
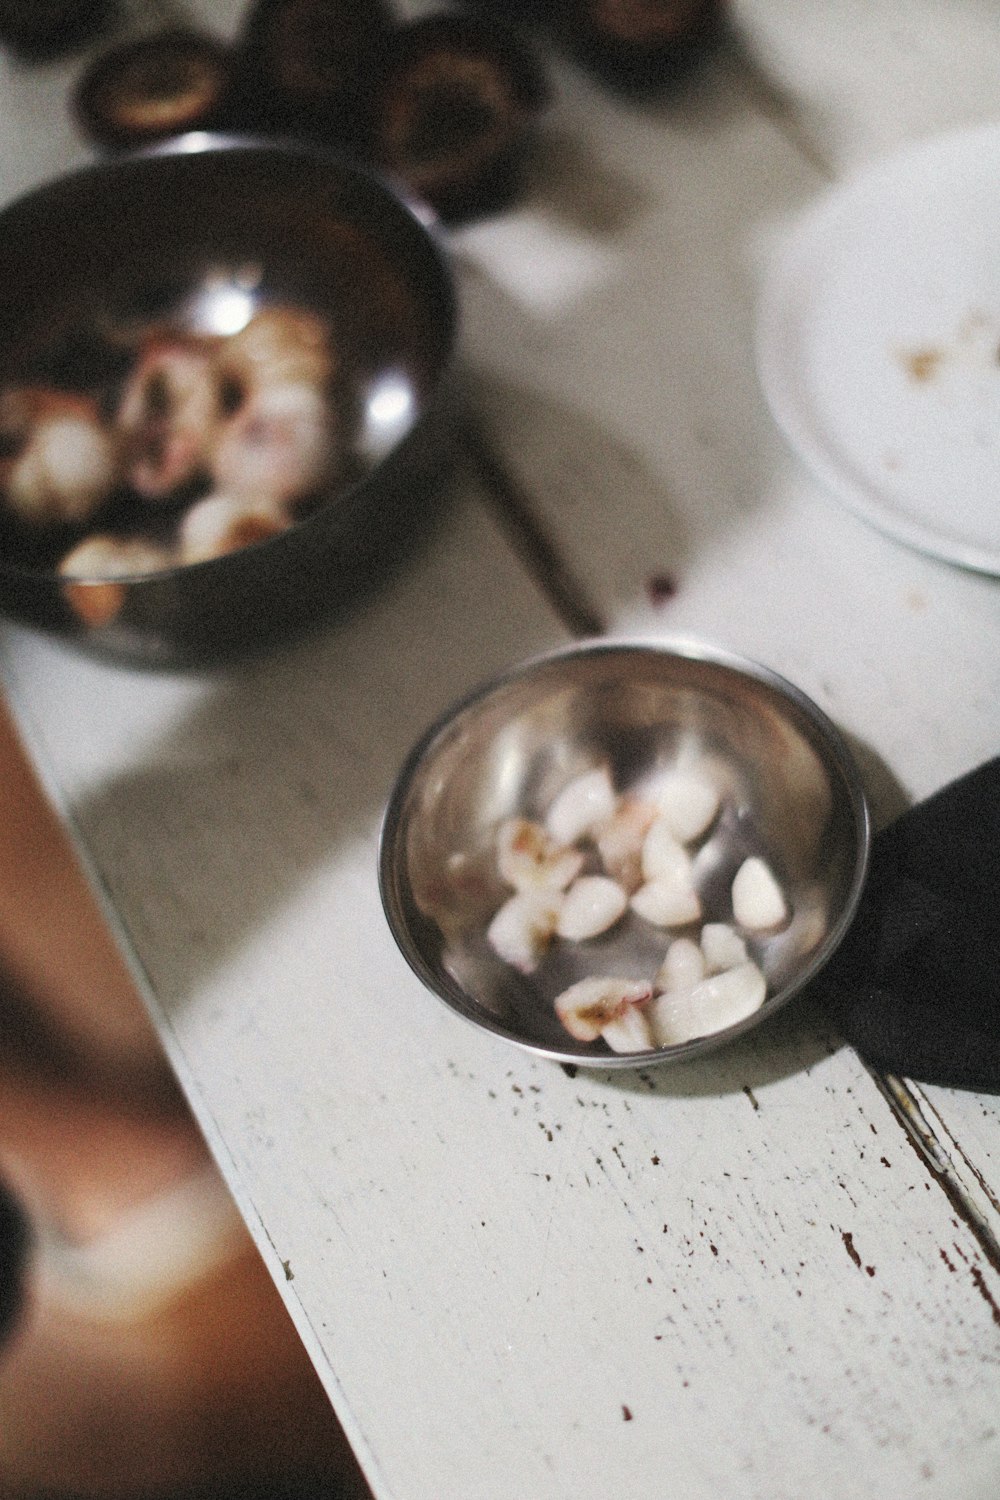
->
[757,123,1000,574]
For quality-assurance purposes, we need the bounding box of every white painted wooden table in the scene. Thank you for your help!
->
[1,4,999,1497]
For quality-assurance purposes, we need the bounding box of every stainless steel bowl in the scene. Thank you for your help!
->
[380,638,871,1068]
[0,134,457,666]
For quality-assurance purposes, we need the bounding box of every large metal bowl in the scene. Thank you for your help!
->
[380,639,871,1068]
[0,135,457,666]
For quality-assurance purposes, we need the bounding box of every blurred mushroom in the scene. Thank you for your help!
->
[210,306,338,504]
[115,335,221,501]
[58,533,173,629]
[0,387,119,528]
[234,0,394,147]
[0,0,111,61]
[369,13,550,222]
[558,0,726,90]
[178,492,291,565]
[73,27,234,149]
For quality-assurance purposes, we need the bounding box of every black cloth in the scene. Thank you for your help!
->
[0,1174,29,1348]
[820,756,1000,1092]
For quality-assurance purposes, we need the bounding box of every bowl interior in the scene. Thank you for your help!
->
[381,642,870,1066]
[0,137,455,579]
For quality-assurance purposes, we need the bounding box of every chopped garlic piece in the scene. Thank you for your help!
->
[654,937,705,993]
[640,817,693,885]
[601,1005,654,1054]
[630,876,701,929]
[544,766,617,847]
[556,875,628,941]
[496,817,584,893]
[732,857,788,931]
[648,962,767,1046]
[486,890,561,973]
[652,771,720,844]
[554,976,652,1043]
[594,794,656,892]
[701,922,748,974]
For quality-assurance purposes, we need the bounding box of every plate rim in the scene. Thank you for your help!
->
[756,120,1000,576]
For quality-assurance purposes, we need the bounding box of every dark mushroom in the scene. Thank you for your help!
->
[73,28,234,150]
[370,13,551,223]
[557,0,727,91]
[233,0,395,149]
[0,0,112,61]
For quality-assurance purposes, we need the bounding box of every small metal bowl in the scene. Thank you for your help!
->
[0,134,456,666]
[380,639,871,1068]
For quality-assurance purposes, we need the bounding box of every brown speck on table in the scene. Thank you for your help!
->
[282,1260,294,1281]
[622,1404,633,1421]
[646,573,678,606]
[970,1265,1000,1327]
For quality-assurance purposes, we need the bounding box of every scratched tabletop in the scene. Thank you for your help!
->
[1,3,999,1497]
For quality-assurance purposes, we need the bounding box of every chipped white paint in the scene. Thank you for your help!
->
[1,4,1000,1499]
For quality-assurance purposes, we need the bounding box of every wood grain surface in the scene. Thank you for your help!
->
[1,3,998,1497]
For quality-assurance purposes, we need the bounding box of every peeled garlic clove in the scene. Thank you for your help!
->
[555,976,652,1042]
[630,876,701,929]
[594,794,656,892]
[654,936,705,993]
[649,961,766,1046]
[496,817,584,892]
[556,875,628,941]
[601,1005,654,1054]
[700,921,748,974]
[652,771,720,843]
[487,890,562,973]
[694,962,767,1031]
[640,817,693,885]
[647,986,704,1047]
[732,856,788,931]
[545,766,617,847]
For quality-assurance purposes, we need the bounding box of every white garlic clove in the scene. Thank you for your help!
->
[630,876,701,929]
[594,794,656,893]
[732,857,788,931]
[651,771,720,844]
[544,766,617,847]
[495,817,584,893]
[649,961,767,1046]
[654,936,705,993]
[640,817,693,886]
[601,1005,655,1054]
[555,976,653,1043]
[647,986,704,1047]
[486,890,562,973]
[700,921,748,974]
[556,875,628,941]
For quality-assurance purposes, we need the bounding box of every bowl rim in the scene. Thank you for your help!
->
[0,130,458,586]
[379,634,873,1068]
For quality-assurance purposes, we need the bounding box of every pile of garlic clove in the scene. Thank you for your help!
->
[484,763,789,1054]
